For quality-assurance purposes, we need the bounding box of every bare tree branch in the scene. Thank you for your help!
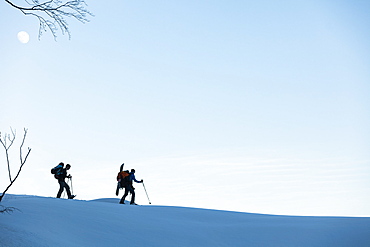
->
[0,128,32,202]
[0,205,20,214]
[5,0,93,40]
[20,128,31,166]
[0,128,16,182]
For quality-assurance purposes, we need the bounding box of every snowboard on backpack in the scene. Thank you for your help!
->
[116,182,120,196]
[116,163,129,196]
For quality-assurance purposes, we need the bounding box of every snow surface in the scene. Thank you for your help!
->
[1,195,370,247]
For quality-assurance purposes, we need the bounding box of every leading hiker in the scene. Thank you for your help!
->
[119,169,143,205]
[55,163,75,199]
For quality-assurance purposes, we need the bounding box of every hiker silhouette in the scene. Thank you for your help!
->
[119,169,143,205]
[53,163,75,199]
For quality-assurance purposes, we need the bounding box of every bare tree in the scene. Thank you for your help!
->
[5,0,93,40]
[0,128,31,202]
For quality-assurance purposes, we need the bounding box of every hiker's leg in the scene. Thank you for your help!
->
[63,182,72,199]
[120,186,129,204]
[57,180,64,198]
[129,187,135,204]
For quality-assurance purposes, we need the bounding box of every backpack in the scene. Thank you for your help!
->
[117,170,130,188]
[51,164,64,179]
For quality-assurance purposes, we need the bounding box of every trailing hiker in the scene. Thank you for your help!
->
[52,163,75,199]
[119,169,143,205]
[116,163,128,196]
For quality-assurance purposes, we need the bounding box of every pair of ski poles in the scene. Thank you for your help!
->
[68,176,74,195]
[62,176,74,199]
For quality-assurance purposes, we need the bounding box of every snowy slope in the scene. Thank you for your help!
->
[1,195,370,247]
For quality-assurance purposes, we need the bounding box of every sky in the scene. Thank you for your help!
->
[0,0,369,216]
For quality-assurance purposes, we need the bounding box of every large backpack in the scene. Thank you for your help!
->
[51,164,64,179]
[117,170,130,188]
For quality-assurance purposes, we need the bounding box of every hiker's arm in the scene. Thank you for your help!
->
[132,174,142,183]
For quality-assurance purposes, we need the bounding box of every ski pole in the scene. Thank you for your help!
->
[69,177,74,195]
[63,179,68,199]
[142,182,151,204]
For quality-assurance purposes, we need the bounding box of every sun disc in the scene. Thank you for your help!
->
[17,31,30,44]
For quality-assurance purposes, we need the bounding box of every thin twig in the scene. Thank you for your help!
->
[0,205,20,214]
[5,0,93,40]
[0,129,16,182]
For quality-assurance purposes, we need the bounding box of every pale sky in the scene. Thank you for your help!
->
[1,0,369,216]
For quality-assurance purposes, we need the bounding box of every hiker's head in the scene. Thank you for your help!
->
[66,164,71,170]
[131,169,135,173]
[59,162,64,167]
